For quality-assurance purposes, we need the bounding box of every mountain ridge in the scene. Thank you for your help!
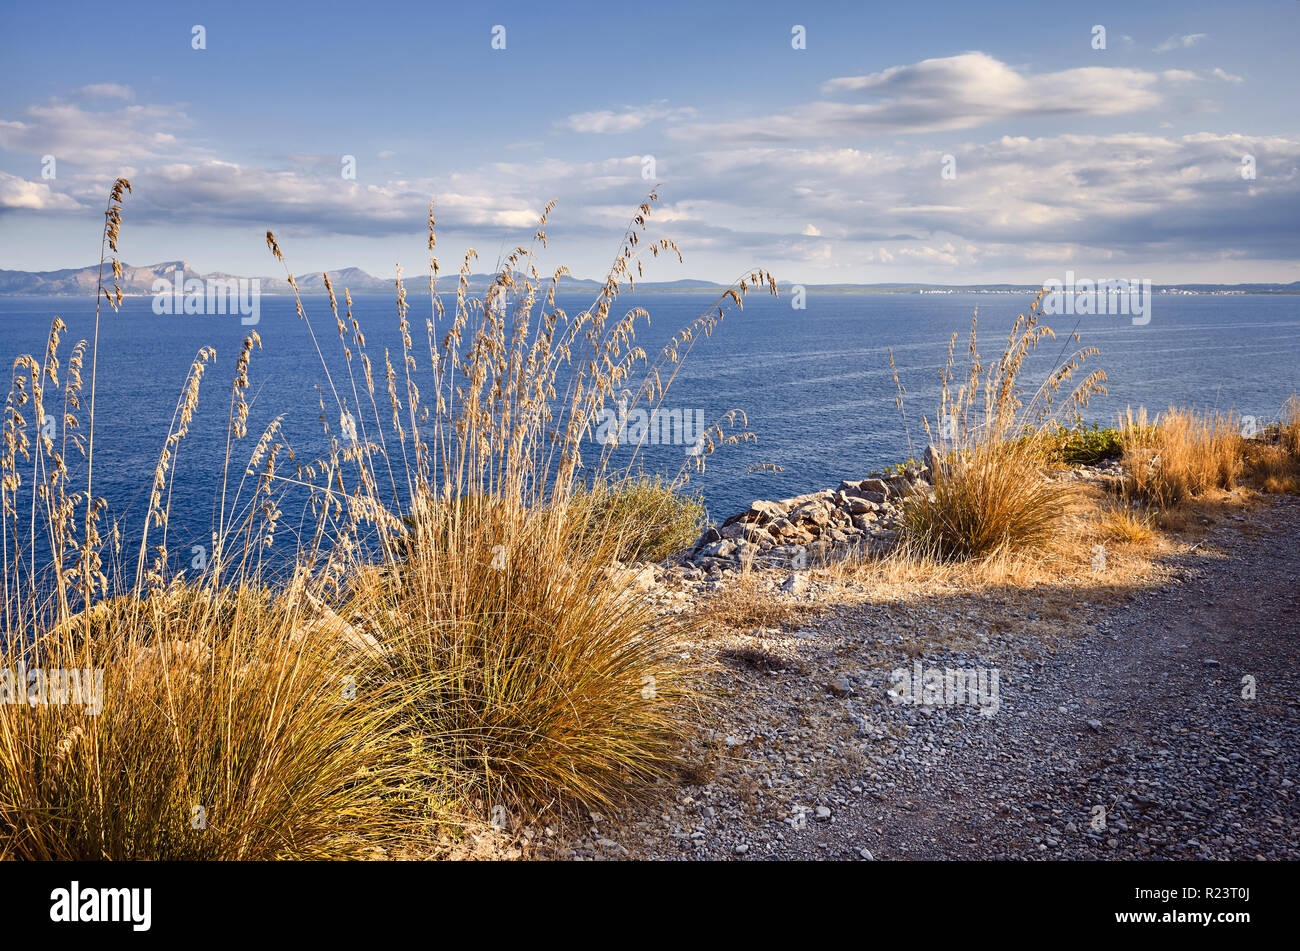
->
[1,262,1297,297]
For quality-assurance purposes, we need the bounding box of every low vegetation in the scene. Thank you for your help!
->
[572,472,706,563]
[1039,420,1125,466]
[1119,407,1243,506]
[896,298,1107,559]
[1,181,775,857]
[1242,396,1300,494]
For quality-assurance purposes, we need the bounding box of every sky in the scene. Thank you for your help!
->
[1,0,1297,285]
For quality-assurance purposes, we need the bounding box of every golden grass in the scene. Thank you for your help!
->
[1245,443,1300,494]
[1,181,777,856]
[901,438,1081,559]
[1241,396,1300,494]
[1281,395,1300,457]
[896,298,1105,559]
[1,583,412,860]
[343,503,700,815]
[835,485,1178,616]
[1120,407,1243,507]
[1098,504,1158,546]
[570,472,706,563]
[693,573,820,633]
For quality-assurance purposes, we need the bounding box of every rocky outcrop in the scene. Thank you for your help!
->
[687,462,937,573]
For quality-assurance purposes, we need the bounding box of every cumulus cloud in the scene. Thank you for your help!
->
[595,129,1300,275]
[128,160,543,235]
[1,70,1292,280]
[0,172,83,212]
[0,98,201,167]
[668,53,1172,142]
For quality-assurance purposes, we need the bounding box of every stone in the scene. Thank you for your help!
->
[748,499,788,522]
[780,572,809,596]
[791,502,831,527]
[828,675,854,697]
[720,521,749,540]
[859,478,890,497]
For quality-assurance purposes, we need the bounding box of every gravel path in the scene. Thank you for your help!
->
[552,494,1299,861]
[838,496,1300,861]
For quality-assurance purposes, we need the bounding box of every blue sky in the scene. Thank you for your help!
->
[1,0,1297,283]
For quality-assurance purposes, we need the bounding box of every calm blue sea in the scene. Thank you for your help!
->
[2,291,1298,572]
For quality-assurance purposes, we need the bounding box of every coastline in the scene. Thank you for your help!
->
[517,463,1300,861]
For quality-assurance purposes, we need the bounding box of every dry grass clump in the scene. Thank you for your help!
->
[1098,504,1158,546]
[1243,443,1300,494]
[1,583,409,860]
[830,485,1178,629]
[1242,396,1300,494]
[1119,407,1243,507]
[694,573,818,633]
[1282,396,1300,457]
[2,181,774,855]
[344,506,698,814]
[902,439,1079,559]
[897,298,1106,559]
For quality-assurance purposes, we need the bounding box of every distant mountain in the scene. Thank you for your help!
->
[0,263,1296,297]
[0,262,720,297]
[0,261,394,297]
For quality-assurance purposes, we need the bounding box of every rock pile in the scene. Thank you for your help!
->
[687,463,937,573]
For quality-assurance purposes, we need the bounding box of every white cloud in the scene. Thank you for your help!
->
[3,78,1294,280]
[78,83,133,100]
[0,172,82,211]
[669,53,1171,142]
[1155,33,1207,53]
[563,103,695,134]
[0,99,201,167]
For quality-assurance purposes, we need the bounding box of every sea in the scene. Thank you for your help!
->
[2,290,1298,575]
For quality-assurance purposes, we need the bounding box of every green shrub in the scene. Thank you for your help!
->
[1040,422,1124,466]
[573,473,707,563]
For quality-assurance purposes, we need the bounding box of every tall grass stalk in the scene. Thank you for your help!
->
[1,183,774,856]
[899,296,1107,559]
